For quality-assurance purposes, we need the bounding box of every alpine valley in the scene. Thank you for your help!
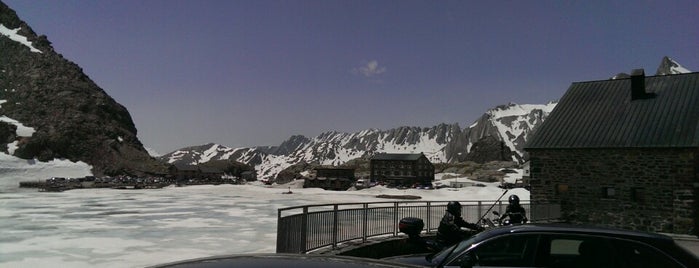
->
[1,1,692,182]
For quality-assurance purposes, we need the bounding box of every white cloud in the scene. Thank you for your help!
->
[354,60,386,77]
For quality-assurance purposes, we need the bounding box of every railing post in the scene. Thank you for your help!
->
[276,208,282,253]
[301,206,308,253]
[477,201,482,224]
[362,203,368,242]
[332,204,338,248]
[393,202,399,236]
[426,201,431,232]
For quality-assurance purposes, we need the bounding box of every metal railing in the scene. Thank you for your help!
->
[276,200,561,253]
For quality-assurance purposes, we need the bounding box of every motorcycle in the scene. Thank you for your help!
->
[398,217,446,253]
[398,190,512,253]
[480,211,501,228]
[491,210,528,226]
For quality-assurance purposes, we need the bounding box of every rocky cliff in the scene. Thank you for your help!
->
[0,2,166,176]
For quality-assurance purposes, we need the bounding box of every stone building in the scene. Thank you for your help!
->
[305,168,355,191]
[241,171,257,181]
[169,164,199,181]
[199,166,224,179]
[525,70,699,234]
[168,164,223,180]
[370,153,434,186]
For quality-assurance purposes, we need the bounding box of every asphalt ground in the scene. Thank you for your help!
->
[675,238,699,257]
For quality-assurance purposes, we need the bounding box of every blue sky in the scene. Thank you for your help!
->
[5,0,698,153]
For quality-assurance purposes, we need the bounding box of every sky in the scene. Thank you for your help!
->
[4,0,698,154]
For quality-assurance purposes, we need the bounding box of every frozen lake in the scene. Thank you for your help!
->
[0,180,526,268]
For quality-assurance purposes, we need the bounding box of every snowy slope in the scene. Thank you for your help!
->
[470,103,556,160]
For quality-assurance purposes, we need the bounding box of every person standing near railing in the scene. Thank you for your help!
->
[437,201,484,245]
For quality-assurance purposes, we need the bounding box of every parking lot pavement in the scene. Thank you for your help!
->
[674,237,699,257]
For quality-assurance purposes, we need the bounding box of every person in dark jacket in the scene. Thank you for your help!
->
[499,195,527,225]
[437,201,484,245]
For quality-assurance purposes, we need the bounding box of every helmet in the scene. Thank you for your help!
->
[446,201,462,215]
[508,195,520,205]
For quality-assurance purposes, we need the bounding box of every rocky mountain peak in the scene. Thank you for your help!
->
[1,1,166,176]
[656,56,691,75]
[612,56,692,79]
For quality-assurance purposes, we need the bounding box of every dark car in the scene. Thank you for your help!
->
[386,224,699,268]
[148,253,421,268]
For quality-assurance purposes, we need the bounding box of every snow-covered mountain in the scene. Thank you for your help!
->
[160,102,557,180]
[656,56,691,75]
[613,56,692,79]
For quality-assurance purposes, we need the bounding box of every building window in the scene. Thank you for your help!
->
[602,187,616,198]
[556,184,569,195]
[631,187,645,203]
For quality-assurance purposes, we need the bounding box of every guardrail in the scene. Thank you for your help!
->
[276,200,561,254]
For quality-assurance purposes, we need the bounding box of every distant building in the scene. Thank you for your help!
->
[305,168,355,191]
[199,166,224,179]
[370,153,434,186]
[240,171,257,181]
[169,164,199,180]
[526,70,699,234]
[168,164,223,180]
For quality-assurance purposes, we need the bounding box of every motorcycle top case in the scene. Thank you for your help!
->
[399,217,424,235]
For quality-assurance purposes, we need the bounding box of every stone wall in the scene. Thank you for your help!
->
[528,148,697,234]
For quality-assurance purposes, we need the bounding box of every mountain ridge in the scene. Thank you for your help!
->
[160,102,557,180]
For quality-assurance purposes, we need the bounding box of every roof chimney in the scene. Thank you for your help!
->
[630,69,648,100]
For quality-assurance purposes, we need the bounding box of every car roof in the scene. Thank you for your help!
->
[148,253,422,268]
[480,223,675,244]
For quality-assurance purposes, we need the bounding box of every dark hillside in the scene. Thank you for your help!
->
[0,1,166,176]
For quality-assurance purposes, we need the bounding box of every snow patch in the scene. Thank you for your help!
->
[0,24,43,53]
[0,153,93,191]
[671,64,691,74]
[0,114,36,155]
[145,147,161,157]
[0,116,35,137]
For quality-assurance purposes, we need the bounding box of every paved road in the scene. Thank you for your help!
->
[675,238,699,257]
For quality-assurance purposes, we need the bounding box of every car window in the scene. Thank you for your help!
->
[447,234,538,267]
[610,239,684,268]
[540,235,620,268]
[431,231,490,265]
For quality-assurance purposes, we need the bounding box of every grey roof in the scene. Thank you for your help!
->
[526,72,699,149]
[371,153,425,161]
